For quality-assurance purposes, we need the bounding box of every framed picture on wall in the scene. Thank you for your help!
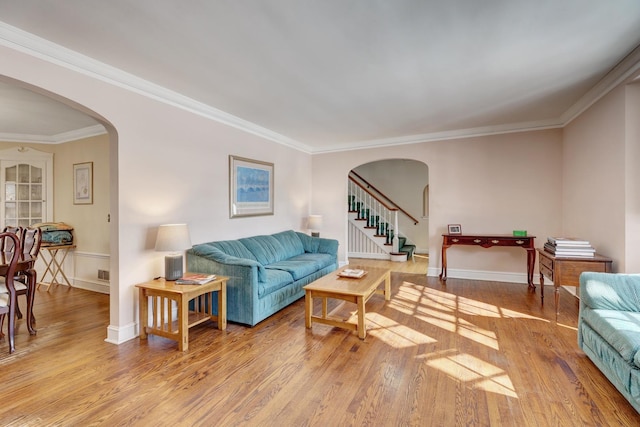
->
[447,224,462,235]
[229,155,274,218]
[73,162,93,205]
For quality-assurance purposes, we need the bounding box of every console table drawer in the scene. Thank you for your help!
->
[447,236,486,245]
[540,264,553,281]
[539,253,554,270]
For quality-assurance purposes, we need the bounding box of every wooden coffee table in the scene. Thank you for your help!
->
[304,266,391,339]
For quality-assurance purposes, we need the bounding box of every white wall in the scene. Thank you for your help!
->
[1,43,312,344]
[563,85,628,271]
[313,129,563,282]
[626,83,640,272]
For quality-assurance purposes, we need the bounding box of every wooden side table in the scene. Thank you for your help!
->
[136,276,228,351]
[537,249,612,317]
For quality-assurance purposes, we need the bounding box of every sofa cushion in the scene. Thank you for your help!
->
[582,307,640,364]
[271,230,305,256]
[258,269,294,297]
[210,240,257,260]
[240,235,287,265]
[265,253,336,281]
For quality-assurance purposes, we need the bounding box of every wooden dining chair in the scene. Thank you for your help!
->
[15,227,42,321]
[0,226,29,319]
[0,232,22,353]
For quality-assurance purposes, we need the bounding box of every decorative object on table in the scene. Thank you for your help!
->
[155,224,192,281]
[308,214,323,237]
[447,224,462,234]
[513,230,527,237]
[73,162,93,205]
[31,222,74,246]
[229,155,274,218]
[338,268,367,278]
[175,273,216,285]
[544,236,595,258]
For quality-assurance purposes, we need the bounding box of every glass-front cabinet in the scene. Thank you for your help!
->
[0,148,53,230]
[4,163,44,227]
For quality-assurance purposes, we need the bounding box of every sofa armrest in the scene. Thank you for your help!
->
[188,245,266,282]
[580,272,640,312]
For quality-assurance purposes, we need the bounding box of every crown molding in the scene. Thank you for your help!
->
[0,21,312,153]
[0,124,107,144]
[312,119,564,154]
[560,43,640,125]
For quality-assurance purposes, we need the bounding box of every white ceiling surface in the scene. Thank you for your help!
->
[1,1,640,152]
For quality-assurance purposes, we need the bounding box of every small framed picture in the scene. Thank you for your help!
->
[448,224,462,235]
[73,162,93,205]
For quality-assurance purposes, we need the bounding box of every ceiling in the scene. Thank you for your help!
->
[1,1,640,152]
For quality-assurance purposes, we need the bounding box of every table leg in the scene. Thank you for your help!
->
[357,296,366,339]
[555,285,560,319]
[526,248,536,289]
[383,271,391,301]
[52,249,73,287]
[439,244,449,281]
[218,285,227,331]
[539,272,545,304]
[138,289,148,339]
[305,290,312,329]
[25,268,37,335]
[179,295,189,351]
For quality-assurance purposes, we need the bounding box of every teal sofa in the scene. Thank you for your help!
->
[186,230,338,326]
[578,272,640,413]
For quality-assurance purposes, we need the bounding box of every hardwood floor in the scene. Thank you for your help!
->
[1,256,638,426]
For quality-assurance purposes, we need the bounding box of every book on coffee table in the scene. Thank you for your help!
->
[338,269,367,278]
[175,273,217,285]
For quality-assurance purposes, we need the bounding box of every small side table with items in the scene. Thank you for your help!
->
[37,244,76,291]
[537,248,613,317]
[136,275,228,351]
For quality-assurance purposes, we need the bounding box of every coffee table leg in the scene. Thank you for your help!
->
[357,295,366,339]
[305,290,312,329]
[384,271,391,301]
[218,284,227,331]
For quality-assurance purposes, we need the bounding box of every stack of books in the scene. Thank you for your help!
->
[175,273,217,285]
[544,237,596,258]
[338,269,367,278]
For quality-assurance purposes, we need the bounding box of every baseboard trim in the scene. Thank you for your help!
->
[72,278,110,294]
[427,267,544,286]
[105,322,137,345]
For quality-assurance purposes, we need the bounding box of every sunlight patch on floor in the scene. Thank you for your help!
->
[420,350,518,398]
[366,313,437,348]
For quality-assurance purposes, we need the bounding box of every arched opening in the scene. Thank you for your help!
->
[347,158,429,264]
[0,75,119,330]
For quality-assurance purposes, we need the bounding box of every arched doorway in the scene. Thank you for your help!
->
[0,76,118,324]
[347,158,429,261]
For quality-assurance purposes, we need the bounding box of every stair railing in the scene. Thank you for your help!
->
[349,171,419,225]
[348,176,402,252]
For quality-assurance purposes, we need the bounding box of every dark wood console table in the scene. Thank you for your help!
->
[439,234,536,287]
[537,249,612,317]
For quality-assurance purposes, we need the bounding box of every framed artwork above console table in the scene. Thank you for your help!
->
[439,234,536,288]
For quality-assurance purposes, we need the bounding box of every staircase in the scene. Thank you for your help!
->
[348,172,417,262]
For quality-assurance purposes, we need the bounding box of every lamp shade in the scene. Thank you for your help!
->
[308,215,323,230]
[155,224,192,252]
